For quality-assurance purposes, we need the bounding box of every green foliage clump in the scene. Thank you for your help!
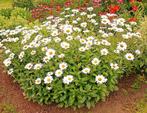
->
[0,7,146,108]
[0,7,31,29]
[0,8,13,18]
[136,16,147,76]
[13,0,34,9]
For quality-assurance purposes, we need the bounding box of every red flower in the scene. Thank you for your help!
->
[98,12,107,16]
[128,17,137,22]
[109,5,120,13]
[77,6,86,11]
[137,0,142,2]
[64,1,72,7]
[129,0,135,3]
[132,6,138,11]
[56,5,61,12]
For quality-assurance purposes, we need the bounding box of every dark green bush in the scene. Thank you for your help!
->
[0,8,13,19]
[13,0,34,9]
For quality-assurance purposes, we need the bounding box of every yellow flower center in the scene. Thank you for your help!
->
[98,78,102,81]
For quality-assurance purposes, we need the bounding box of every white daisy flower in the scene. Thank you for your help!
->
[43,56,51,63]
[46,86,52,91]
[59,62,68,70]
[54,37,61,43]
[63,75,74,85]
[0,42,3,48]
[82,68,91,74]
[73,27,81,32]
[87,7,93,11]
[46,48,56,58]
[63,24,73,35]
[80,22,87,28]
[34,63,43,70]
[41,47,48,52]
[8,68,13,75]
[72,9,79,13]
[114,49,120,54]
[135,50,141,55]
[91,58,101,65]
[44,76,53,84]
[87,36,95,41]
[3,58,11,67]
[110,63,119,70]
[130,22,137,25]
[90,19,96,24]
[80,12,87,16]
[102,33,109,38]
[35,78,41,85]
[9,53,15,59]
[101,39,111,46]
[100,48,109,55]
[31,50,36,55]
[51,30,59,36]
[66,36,73,41]
[58,54,65,58]
[117,42,127,51]
[25,63,33,70]
[80,39,86,44]
[76,17,81,21]
[65,8,70,11]
[84,30,90,33]
[101,18,110,25]
[72,20,78,24]
[87,14,93,19]
[79,46,86,52]
[101,15,108,19]
[5,49,11,54]
[18,51,25,60]
[55,69,63,77]
[47,72,54,76]
[86,40,93,46]
[94,40,101,45]
[125,53,134,61]
[95,75,107,84]
[60,42,70,49]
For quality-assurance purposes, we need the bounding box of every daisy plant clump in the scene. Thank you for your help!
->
[0,7,145,108]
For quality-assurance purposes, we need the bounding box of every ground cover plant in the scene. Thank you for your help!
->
[0,6,146,108]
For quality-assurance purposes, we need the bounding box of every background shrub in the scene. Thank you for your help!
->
[12,0,34,9]
[0,8,13,18]
[0,7,30,29]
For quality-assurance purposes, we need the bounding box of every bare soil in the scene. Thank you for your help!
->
[0,65,146,113]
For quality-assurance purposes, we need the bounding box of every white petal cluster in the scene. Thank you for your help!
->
[95,75,107,84]
[63,75,74,85]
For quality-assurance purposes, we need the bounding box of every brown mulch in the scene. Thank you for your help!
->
[0,65,146,113]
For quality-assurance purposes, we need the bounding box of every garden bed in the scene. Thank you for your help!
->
[0,0,146,112]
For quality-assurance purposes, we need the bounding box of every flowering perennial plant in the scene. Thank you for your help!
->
[31,0,144,21]
[0,7,144,108]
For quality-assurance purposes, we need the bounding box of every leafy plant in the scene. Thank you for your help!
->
[11,7,31,20]
[12,0,34,9]
[0,7,31,29]
[0,8,13,18]
[0,7,146,108]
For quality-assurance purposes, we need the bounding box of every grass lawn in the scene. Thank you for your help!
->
[0,0,12,9]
